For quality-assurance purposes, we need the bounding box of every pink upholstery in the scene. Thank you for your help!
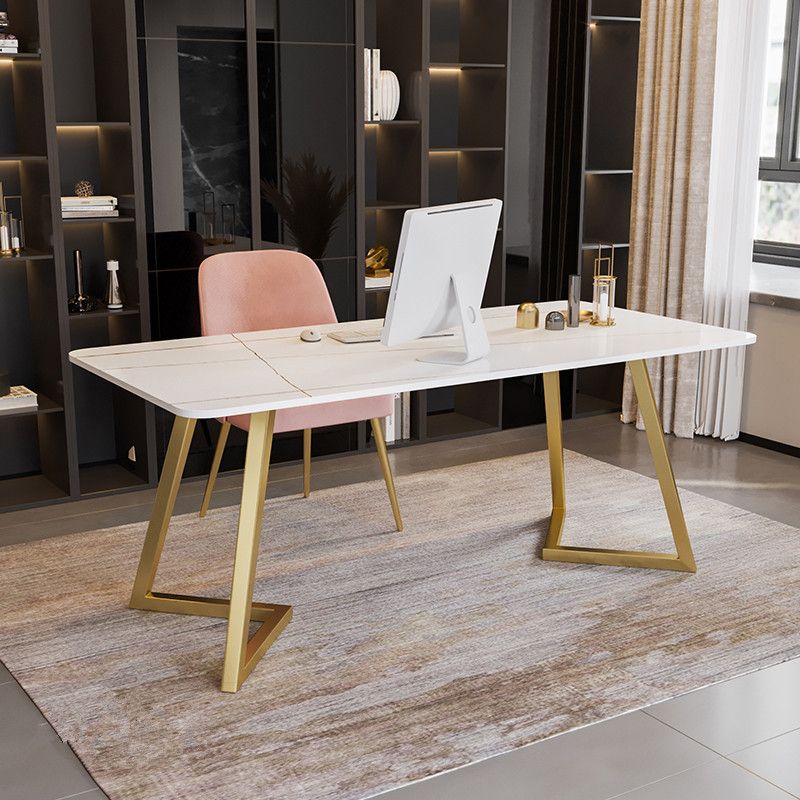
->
[198,250,393,433]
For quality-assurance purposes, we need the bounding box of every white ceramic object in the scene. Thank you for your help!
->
[378,70,400,121]
[70,303,755,420]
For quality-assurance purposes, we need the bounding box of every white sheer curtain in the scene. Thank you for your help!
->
[695,0,769,440]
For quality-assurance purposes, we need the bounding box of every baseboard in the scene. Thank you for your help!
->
[739,432,800,459]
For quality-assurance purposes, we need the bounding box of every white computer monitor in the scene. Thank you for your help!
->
[381,199,502,365]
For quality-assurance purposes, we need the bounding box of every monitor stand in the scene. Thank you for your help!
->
[417,274,490,365]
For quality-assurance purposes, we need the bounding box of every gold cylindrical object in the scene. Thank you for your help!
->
[516,302,540,329]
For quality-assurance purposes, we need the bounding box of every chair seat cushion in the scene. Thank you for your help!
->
[227,394,394,433]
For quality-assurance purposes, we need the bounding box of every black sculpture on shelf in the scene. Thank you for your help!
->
[67,249,97,313]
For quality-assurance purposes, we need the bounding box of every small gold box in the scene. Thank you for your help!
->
[516,302,540,329]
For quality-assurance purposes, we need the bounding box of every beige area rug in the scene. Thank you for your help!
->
[1,450,800,800]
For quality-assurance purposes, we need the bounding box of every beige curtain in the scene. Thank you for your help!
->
[620,0,718,438]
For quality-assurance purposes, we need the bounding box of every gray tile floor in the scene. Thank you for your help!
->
[2,414,799,800]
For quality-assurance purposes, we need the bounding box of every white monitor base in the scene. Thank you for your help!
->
[416,274,490,365]
[417,349,486,366]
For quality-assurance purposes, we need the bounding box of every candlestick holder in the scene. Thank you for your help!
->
[0,210,12,257]
[68,249,98,313]
[591,243,617,327]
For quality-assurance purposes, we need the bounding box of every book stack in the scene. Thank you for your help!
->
[0,33,18,54]
[61,195,119,219]
[363,48,381,122]
[0,386,38,416]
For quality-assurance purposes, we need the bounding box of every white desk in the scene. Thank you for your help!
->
[70,302,755,691]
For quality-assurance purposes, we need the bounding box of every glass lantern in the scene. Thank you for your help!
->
[591,243,617,327]
[10,215,23,255]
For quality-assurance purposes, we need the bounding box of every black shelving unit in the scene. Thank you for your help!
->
[573,0,641,416]
[0,0,155,514]
[357,0,509,449]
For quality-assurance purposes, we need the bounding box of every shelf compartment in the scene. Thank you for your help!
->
[365,121,422,208]
[70,316,150,494]
[63,220,141,311]
[430,0,509,65]
[78,462,148,496]
[429,67,506,149]
[365,0,425,121]
[0,8,47,158]
[0,472,69,510]
[57,124,135,199]
[50,0,132,124]
[586,19,641,171]
[0,412,70,508]
[425,380,502,439]
[582,172,633,245]
[0,159,59,253]
[0,258,67,416]
[428,149,505,206]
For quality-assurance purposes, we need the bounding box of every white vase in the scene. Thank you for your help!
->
[378,70,400,121]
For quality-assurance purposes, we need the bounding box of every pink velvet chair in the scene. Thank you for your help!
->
[197,250,402,530]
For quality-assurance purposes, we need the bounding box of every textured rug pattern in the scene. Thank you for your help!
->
[1,450,799,800]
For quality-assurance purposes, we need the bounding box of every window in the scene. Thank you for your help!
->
[755,0,800,265]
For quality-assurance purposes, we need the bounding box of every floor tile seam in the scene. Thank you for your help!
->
[601,757,724,800]
[604,756,800,800]
[727,723,800,756]
[639,709,729,757]
[722,723,800,800]
[717,754,800,800]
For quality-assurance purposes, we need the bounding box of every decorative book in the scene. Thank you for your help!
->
[62,195,119,218]
[0,385,38,415]
[61,195,118,208]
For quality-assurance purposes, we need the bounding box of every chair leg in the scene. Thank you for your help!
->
[303,428,311,497]
[370,418,403,532]
[199,421,231,518]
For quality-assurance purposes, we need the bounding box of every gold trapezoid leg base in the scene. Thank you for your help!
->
[540,364,697,573]
[130,411,291,693]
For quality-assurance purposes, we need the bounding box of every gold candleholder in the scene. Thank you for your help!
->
[591,243,617,327]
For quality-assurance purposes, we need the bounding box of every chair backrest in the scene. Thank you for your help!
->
[198,250,337,336]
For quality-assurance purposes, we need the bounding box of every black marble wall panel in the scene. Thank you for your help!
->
[137,0,358,470]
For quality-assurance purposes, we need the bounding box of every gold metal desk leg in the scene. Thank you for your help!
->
[129,413,291,693]
[221,410,292,692]
[540,363,696,573]
[303,428,312,497]
[542,372,566,549]
[371,418,404,532]
[130,416,196,606]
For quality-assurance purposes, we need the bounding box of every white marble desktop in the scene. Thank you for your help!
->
[69,302,756,419]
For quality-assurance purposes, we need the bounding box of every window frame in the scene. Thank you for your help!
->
[754,0,800,264]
